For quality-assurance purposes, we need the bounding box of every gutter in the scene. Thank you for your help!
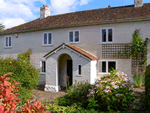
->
[1,16,150,35]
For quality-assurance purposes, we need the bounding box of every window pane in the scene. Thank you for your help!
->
[108,29,112,42]
[42,61,46,72]
[69,32,73,42]
[79,65,81,75]
[6,37,8,46]
[9,37,11,46]
[44,33,47,44]
[48,33,51,44]
[102,29,106,42]
[108,61,116,72]
[102,61,106,72]
[75,31,79,42]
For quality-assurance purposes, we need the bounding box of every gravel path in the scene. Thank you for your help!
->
[31,85,67,103]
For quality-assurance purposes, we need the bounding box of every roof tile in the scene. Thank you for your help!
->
[1,3,150,34]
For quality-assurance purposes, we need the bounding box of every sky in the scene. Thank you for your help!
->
[0,0,150,29]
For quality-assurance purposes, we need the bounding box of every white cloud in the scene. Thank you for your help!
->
[0,0,45,29]
[1,18,26,29]
[80,0,91,5]
[50,0,92,15]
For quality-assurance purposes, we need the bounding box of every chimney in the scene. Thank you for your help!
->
[134,0,143,7]
[40,5,51,19]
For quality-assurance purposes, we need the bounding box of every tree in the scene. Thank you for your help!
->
[0,24,4,31]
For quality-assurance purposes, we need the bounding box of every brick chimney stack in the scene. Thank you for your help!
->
[134,0,143,7]
[40,5,51,19]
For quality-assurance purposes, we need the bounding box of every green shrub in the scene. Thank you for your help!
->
[54,96,70,106]
[145,64,150,111]
[46,103,100,113]
[87,69,135,111]
[0,49,39,106]
[67,80,93,107]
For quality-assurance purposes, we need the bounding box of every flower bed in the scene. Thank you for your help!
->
[87,69,135,111]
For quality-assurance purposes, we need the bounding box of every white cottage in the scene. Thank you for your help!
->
[0,0,150,92]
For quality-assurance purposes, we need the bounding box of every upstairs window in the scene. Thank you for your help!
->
[101,28,113,43]
[69,30,80,43]
[5,36,12,47]
[43,33,52,45]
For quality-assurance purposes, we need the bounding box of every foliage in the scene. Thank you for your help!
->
[87,69,135,111]
[87,97,98,109]
[0,72,21,112]
[0,49,39,106]
[0,24,4,32]
[17,100,50,113]
[0,72,50,113]
[145,64,150,111]
[133,68,144,88]
[67,80,93,107]
[129,29,148,74]
[54,96,70,106]
[46,103,101,113]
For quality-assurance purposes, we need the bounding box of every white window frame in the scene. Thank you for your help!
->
[40,60,46,74]
[42,32,53,46]
[100,27,114,44]
[98,60,117,74]
[77,64,82,76]
[4,36,12,48]
[68,30,80,43]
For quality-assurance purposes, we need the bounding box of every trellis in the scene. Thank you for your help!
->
[102,43,131,59]
[102,43,147,74]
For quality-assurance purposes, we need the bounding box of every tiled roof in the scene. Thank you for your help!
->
[1,3,150,34]
[44,42,97,60]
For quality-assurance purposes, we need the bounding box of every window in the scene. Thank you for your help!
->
[5,36,12,47]
[108,61,116,72]
[41,61,46,73]
[43,33,52,45]
[101,28,113,43]
[69,30,80,43]
[98,60,117,73]
[78,65,81,75]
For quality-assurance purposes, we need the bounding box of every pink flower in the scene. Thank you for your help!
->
[106,86,110,89]
[116,94,122,97]
[85,110,87,112]
[113,85,119,89]
[115,81,120,84]
[111,82,115,85]
[104,89,111,93]
[96,84,101,88]
[101,80,107,83]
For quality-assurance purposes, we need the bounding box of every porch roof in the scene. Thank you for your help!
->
[43,42,97,61]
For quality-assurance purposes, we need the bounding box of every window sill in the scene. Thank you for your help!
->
[76,75,82,77]
[97,73,110,74]
[4,47,12,49]
[69,42,81,44]
[40,72,46,75]
[99,42,114,44]
[42,44,53,47]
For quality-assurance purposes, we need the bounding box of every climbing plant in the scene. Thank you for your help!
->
[129,29,149,74]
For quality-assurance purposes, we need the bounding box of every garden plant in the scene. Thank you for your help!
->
[47,69,136,112]
[0,49,39,106]
[0,72,50,113]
